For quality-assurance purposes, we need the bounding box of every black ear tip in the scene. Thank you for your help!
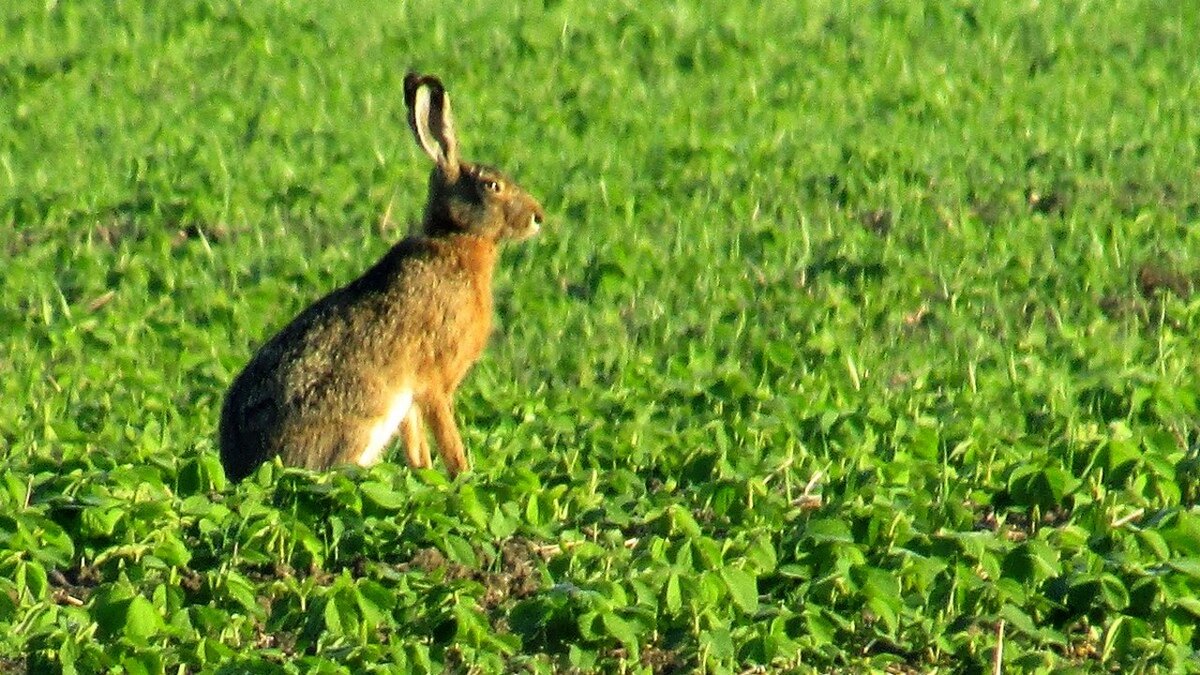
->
[403,72,421,105]
[404,73,445,103]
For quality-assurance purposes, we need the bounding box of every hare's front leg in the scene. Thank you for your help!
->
[422,392,469,476]
[400,403,431,469]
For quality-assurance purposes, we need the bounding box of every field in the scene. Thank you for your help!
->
[3,0,1200,672]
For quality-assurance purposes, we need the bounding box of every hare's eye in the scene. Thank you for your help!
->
[483,179,502,193]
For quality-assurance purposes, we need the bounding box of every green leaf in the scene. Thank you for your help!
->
[861,567,900,602]
[153,535,192,567]
[1166,608,1198,646]
[1099,574,1130,610]
[673,540,694,570]
[866,594,898,635]
[360,481,406,510]
[524,494,541,527]
[454,602,489,645]
[1003,540,1060,583]
[457,485,490,531]
[489,507,517,538]
[124,595,163,641]
[221,571,261,616]
[805,607,837,644]
[999,603,1037,635]
[81,506,124,537]
[721,566,759,614]
[1031,467,1080,506]
[601,611,638,653]
[804,518,853,544]
[1163,512,1200,556]
[355,582,390,629]
[323,595,345,635]
[694,537,723,570]
[92,584,136,638]
[1136,529,1170,561]
[1,474,26,508]
[697,571,725,607]
[1167,558,1200,579]
[444,535,478,567]
[1173,597,1200,618]
[664,573,682,613]
[18,560,48,600]
[669,504,702,539]
[745,534,777,574]
[909,425,939,461]
[1101,438,1140,472]
[702,627,735,662]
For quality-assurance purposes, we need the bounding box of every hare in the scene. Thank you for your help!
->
[218,73,544,483]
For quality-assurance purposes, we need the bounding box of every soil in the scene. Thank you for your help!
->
[1137,263,1195,299]
[859,209,893,236]
[47,564,103,605]
[398,538,544,610]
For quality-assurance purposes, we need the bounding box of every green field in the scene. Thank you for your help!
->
[3,1,1200,672]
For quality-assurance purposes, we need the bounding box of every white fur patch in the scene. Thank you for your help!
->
[357,389,413,466]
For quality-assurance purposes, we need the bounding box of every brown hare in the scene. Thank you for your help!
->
[219,73,544,483]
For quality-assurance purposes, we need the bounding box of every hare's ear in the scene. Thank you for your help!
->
[404,73,460,180]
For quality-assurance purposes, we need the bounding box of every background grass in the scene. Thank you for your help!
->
[2,0,1200,672]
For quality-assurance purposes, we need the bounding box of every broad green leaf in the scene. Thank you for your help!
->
[664,573,682,613]
[18,560,48,600]
[457,485,490,531]
[153,535,192,567]
[92,585,137,638]
[123,595,163,641]
[355,582,391,629]
[804,518,853,544]
[360,481,406,510]
[1099,574,1130,610]
[999,603,1037,635]
[524,493,541,527]
[489,508,517,538]
[323,595,345,635]
[444,535,478,567]
[702,627,735,662]
[81,507,124,538]
[1167,558,1200,579]
[745,533,777,574]
[721,566,759,614]
[221,571,261,616]
[669,504,702,539]
[1173,597,1200,618]
[805,607,837,645]
[1101,615,1128,663]
[601,611,638,654]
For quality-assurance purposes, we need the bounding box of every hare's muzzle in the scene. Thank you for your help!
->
[509,195,545,240]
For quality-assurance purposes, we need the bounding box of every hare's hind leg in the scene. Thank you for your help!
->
[421,392,469,476]
[400,403,432,469]
[358,389,413,467]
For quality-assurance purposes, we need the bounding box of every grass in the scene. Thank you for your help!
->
[3,0,1200,672]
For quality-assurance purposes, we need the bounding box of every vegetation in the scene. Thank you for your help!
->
[2,1,1199,671]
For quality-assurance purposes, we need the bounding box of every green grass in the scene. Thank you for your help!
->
[3,0,1200,672]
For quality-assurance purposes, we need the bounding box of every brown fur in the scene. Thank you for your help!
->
[219,73,543,482]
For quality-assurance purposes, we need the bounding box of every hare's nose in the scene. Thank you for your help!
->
[532,206,544,225]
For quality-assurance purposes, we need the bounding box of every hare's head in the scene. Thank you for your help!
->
[404,73,544,242]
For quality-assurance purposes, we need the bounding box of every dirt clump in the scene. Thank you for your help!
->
[398,538,546,610]
[1137,263,1194,299]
